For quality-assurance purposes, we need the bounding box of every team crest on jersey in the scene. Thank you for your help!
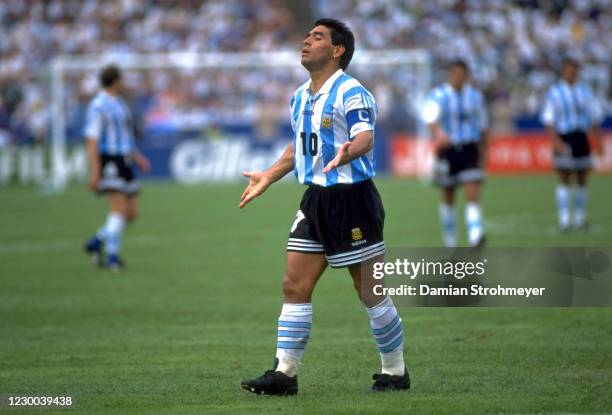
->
[322,116,332,129]
[351,227,363,241]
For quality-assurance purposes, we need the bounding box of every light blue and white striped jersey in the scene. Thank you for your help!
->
[422,83,488,144]
[84,90,134,155]
[290,69,377,186]
[540,80,604,134]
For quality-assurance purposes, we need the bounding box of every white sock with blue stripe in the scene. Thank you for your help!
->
[465,202,483,246]
[573,186,588,227]
[439,203,456,248]
[96,216,110,241]
[102,212,125,256]
[367,296,405,376]
[556,185,570,228]
[276,303,312,377]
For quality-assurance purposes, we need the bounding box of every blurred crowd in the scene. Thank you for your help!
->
[0,0,610,145]
[320,0,612,131]
[0,0,301,144]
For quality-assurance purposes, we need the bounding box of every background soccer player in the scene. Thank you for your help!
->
[239,18,409,395]
[422,60,489,248]
[83,65,151,271]
[540,58,604,231]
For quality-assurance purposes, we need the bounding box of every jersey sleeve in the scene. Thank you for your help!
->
[421,90,442,125]
[343,85,376,139]
[84,104,102,141]
[539,88,555,127]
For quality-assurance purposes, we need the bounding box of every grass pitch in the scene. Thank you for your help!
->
[1,176,611,414]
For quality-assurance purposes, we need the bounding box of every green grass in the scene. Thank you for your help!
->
[1,176,611,414]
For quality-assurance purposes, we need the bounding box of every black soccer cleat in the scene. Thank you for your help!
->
[371,368,411,392]
[241,358,298,396]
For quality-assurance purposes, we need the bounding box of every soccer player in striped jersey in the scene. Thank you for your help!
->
[83,65,150,271]
[240,19,409,395]
[540,58,604,231]
[422,60,489,248]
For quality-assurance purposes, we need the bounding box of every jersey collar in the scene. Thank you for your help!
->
[100,90,119,101]
[560,79,578,89]
[445,82,466,93]
[307,69,344,97]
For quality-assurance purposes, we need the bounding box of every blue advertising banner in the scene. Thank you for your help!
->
[137,123,391,183]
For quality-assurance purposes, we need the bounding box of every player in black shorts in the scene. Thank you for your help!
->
[83,65,150,270]
[239,19,409,395]
[540,58,604,231]
[98,154,140,195]
[422,60,489,247]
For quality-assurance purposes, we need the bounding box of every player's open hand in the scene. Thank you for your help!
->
[240,171,272,208]
[323,142,351,174]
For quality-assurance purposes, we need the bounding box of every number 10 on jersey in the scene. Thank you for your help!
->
[300,132,318,156]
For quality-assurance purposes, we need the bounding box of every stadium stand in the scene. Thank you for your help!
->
[0,0,610,146]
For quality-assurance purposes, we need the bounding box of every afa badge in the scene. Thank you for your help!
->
[322,116,332,129]
[351,227,363,241]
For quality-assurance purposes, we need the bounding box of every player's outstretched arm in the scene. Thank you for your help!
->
[239,142,295,209]
[322,131,373,173]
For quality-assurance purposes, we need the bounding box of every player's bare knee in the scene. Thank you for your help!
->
[109,197,128,217]
[282,274,303,301]
[354,278,381,307]
[110,207,128,218]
